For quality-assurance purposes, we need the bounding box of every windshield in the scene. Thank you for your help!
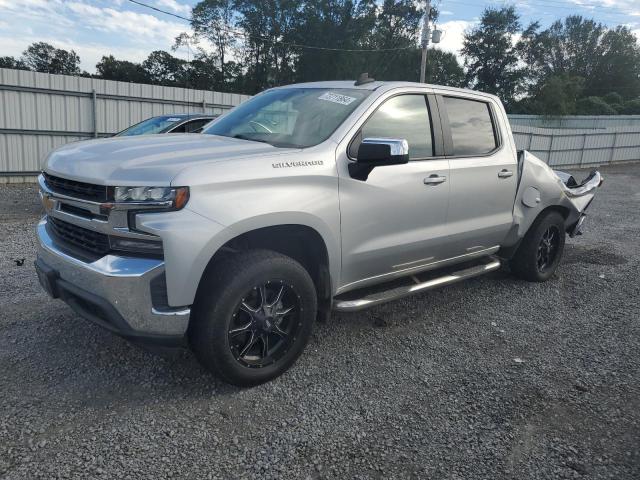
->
[116,116,185,136]
[203,88,370,148]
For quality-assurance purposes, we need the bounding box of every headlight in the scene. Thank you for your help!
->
[113,186,189,210]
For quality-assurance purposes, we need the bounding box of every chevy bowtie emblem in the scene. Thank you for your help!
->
[40,192,55,212]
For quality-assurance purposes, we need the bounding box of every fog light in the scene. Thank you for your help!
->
[109,236,163,255]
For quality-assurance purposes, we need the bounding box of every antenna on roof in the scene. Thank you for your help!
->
[355,73,375,86]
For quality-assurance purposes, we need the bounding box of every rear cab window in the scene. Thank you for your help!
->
[441,96,498,156]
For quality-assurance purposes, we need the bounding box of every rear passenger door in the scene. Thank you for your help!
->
[437,94,517,256]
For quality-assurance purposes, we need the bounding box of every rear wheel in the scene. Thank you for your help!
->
[190,250,317,387]
[510,211,566,282]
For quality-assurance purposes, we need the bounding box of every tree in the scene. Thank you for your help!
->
[234,0,301,92]
[142,50,187,85]
[190,0,237,88]
[425,49,466,87]
[575,96,617,115]
[592,26,640,100]
[530,16,604,81]
[518,16,640,100]
[461,6,526,108]
[291,0,377,83]
[619,99,640,114]
[602,92,623,105]
[183,50,220,90]
[0,56,29,70]
[291,0,430,84]
[95,55,149,83]
[21,42,81,75]
[521,74,585,115]
[513,15,640,111]
[365,0,423,80]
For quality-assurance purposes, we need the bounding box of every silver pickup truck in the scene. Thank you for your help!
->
[35,79,602,386]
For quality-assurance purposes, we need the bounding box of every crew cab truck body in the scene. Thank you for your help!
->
[35,80,601,386]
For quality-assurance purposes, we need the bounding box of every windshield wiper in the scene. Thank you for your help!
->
[229,133,300,148]
[232,134,272,144]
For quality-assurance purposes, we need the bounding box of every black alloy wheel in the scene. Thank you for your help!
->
[228,281,302,368]
[510,210,566,282]
[536,225,561,273]
[190,249,317,387]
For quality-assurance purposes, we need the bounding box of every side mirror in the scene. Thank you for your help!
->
[349,138,409,181]
[357,138,409,165]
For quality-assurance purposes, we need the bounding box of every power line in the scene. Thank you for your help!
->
[126,0,418,52]
[127,0,191,21]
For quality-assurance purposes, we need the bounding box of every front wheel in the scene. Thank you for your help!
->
[510,210,566,282]
[190,250,317,387]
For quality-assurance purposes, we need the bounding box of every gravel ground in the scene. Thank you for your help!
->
[0,164,639,480]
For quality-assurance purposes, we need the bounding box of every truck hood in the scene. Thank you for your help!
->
[44,134,297,185]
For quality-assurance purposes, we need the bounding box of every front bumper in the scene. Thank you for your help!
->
[36,218,189,346]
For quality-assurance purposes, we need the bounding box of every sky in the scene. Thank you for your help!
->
[1,0,639,74]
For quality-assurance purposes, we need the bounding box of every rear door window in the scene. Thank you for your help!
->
[442,96,497,156]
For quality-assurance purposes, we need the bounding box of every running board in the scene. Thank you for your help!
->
[333,258,501,312]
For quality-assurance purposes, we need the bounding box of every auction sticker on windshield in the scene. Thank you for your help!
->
[318,92,357,106]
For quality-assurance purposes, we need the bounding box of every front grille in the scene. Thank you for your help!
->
[48,217,110,257]
[44,173,109,202]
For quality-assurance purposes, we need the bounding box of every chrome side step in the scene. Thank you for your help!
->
[333,258,501,312]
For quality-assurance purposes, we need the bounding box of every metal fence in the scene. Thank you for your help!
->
[1,67,639,180]
[511,125,640,167]
[0,68,250,181]
[508,114,640,129]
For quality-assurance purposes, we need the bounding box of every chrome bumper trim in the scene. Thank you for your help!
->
[37,218,190,336]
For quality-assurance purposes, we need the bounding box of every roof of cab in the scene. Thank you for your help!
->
[278,80,501,102]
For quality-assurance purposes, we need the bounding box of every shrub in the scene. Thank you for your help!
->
[619,98,640,114]
[575,96,618,115]
[602,92,623,105]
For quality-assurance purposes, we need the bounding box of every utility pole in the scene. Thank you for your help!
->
[419,0,431,83]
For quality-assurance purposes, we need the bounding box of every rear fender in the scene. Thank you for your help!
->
[503,151,602,247]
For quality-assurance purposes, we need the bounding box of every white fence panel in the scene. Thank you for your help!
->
[511,125,640,167]
[1,68,639,178]
[0,68,250,177]
[508,114,640,129]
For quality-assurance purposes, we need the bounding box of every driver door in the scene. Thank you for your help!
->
[337,93,451,292]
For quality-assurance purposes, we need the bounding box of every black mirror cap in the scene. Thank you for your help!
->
[356,142,409,166]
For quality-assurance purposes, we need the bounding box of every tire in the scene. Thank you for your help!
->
[510,210,566,282]
[190,250,317,387]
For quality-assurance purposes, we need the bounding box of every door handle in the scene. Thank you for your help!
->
[424,174,447,185]
[498,169,513,178]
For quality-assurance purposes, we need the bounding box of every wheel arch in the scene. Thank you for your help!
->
[192,214,339,311]
[537,204,571,222]
[499,205,571,260]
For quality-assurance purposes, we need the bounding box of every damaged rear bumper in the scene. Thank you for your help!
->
[554,169,603,238]
[554,169,603,198]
